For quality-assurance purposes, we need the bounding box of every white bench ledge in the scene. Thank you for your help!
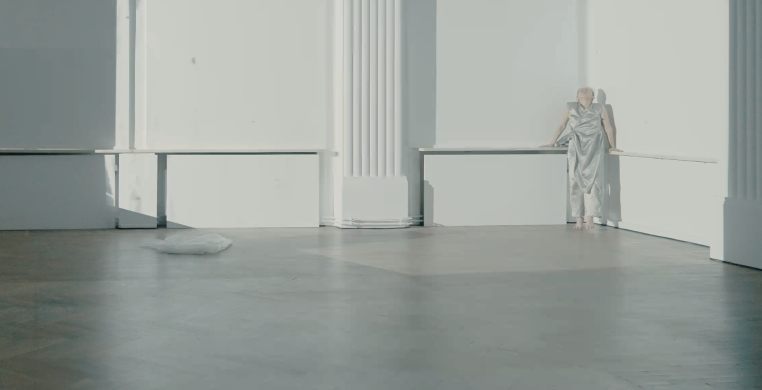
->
[0,148,324,155]
[419,147,567,154]
[417,147,717,164]
[610,151,717,164]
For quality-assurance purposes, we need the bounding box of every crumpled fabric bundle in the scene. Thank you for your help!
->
[142,233,232,255]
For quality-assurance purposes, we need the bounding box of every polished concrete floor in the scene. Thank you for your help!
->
[0,226,761,390]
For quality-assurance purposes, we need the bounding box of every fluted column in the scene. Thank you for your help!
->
[341,0,403,179]
[334,0,411,228]
[730,0,762,201]
[378,0,387,177]
[724,0,762,269]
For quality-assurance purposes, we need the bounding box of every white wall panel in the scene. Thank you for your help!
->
[144,0,329,149]
[166,155,320,228]
[424,155,568,226]
[586,0,728,249]
[0,0,117,149]
[604,156,716,246]
[436,0,581,148]
[586,0,727,160]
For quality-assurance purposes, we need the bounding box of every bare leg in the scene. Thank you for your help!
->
[583,183,601,231]
[585,216,595,229]
[574,217,584,230]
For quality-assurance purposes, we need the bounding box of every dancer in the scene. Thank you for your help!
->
[545,87,620,230]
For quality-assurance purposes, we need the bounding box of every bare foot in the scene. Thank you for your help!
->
[585,217,596,229]
[574,218,584,230]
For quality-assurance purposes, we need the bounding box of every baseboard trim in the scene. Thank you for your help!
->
[598,220,709,246]
[597,221,709,247]
[711,259,762,271]
[117,225,158,229]
[322,216,423,229]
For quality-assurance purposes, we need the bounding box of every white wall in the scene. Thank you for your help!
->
[0,0,328,230]
[424,1,581,227]
[587,0,729,246]
[427,0,728,247]
[143,0,330,149]
[135,0,330,228]
[605,156,716,246]
[0,0,732,236]
[586,0,727,159]
[0,0,117,148]
[0,1,119,231]
[436,0,582,148]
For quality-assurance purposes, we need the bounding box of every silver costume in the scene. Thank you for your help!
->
[555,102,606,218]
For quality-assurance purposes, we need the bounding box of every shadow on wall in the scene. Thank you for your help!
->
[0,0,118,149]
[423,180,443,227]
[598,89,622,226]
[0,156,115,230]
[114,153,188,230]
[405,0,437,222]
[118,209,160,228]
[117,154,191,230]
[405,0,437,149]
[0,154,165,231]
[0,0,124,230]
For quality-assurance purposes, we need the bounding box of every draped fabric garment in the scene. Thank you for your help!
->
[556,102,607,195]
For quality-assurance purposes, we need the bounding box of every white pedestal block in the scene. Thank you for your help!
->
[338,176,410,228]
[423,154,568,226]
[166,155,319,228]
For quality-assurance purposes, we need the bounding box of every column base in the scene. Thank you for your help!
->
[723,197,762,270]
[337,176,413,229]
[709,195,725,261]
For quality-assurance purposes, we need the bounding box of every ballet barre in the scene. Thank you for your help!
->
[0,148,325,155]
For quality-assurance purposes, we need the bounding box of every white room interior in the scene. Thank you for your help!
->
[3,2,762,388]
[0,0,758,269]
